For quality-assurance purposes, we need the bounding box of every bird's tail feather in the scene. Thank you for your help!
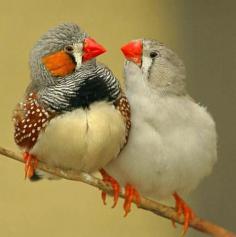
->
[30,169,61,181]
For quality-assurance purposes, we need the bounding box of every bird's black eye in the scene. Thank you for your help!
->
[150,51,159,59]
[64,45,74,53]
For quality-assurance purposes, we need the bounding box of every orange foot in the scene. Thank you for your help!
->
[23,152,38,179]
[100,169,120,208]
[123,184,141,217]
[173,192,195,236]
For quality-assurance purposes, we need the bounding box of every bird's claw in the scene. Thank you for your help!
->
[173,192,195,236]
[23,152,38,179]
[100,169,120,208]
[123,184,141,217]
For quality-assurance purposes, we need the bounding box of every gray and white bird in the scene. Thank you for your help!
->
[13,23,131,197]
[105,39,217,232]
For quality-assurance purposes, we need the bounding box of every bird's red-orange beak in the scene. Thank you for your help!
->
[121,40,142,66]
[82,37,106,62]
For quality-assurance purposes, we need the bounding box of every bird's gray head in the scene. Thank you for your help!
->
[30,23,106,87]
[121,39,186,96]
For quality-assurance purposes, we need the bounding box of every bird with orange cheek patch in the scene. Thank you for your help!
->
[13,23,131,206]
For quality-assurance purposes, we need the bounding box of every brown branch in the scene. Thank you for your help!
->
[0,146,235,237]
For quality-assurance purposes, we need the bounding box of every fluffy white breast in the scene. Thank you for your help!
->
[105,74,217,200]
[31,101,126,173]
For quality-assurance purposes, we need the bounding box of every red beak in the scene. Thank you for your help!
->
[121,40,142,66]
[83,38,106,62]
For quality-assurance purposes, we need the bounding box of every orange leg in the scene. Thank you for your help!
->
[23,152,38,179]
[173,192,195,236]
[100,169,120,208]
[123,184,141,217]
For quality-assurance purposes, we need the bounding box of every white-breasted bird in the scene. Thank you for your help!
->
[13,23,131,203]
[105,39,217,233]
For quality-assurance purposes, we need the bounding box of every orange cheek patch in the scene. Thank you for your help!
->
[42,51,76,77]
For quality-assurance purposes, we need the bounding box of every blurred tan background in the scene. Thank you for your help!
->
[0,0,235,236]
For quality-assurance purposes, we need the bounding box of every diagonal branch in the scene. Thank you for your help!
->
[0,145,235,237]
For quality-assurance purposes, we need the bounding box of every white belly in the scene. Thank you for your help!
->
[31,101,126,173]
[105,95,217,200]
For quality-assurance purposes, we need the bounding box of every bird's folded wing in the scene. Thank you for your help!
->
[13,92,56,150]
[114,94,131,147]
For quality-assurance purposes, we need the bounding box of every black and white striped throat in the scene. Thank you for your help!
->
[69,65,121,109]
[39,64,121,112]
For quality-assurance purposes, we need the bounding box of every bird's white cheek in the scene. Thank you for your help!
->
[74,53,83,70]
[141,56,153,80]
[73,43,83,70]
